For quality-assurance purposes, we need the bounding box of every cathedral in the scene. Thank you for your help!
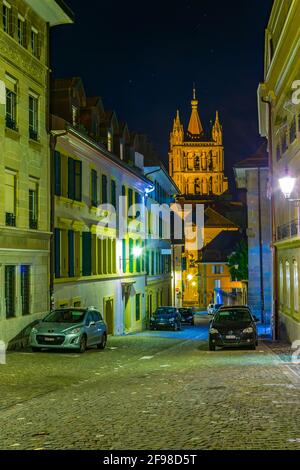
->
[169,88,228,197]
[169,88,245,308]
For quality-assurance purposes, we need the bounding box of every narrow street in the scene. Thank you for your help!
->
[1,316,300,450]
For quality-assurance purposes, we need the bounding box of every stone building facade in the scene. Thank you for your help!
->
[0,0,73,346]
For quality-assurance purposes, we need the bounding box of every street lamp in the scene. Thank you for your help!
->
[279,169,296,200]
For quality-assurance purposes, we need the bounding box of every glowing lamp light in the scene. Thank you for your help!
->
[279,172,296,199]
[192,281,196,287]
[187,274,193,281]
[132,246,143,257]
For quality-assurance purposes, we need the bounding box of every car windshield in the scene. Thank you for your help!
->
[214,309,252,323]
[155,308,176,316]
[179,309,191,314]
[43,309,86,324]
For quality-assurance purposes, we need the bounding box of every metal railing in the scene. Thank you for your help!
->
[277,219,300,241]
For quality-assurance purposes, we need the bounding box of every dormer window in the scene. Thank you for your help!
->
[72,105,78,127]
[107,130,112,152]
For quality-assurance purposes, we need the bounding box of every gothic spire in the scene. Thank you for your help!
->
[187,85,204,137]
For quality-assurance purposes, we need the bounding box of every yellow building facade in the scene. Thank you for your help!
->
[0,0,73,346]
[258,0,300,342]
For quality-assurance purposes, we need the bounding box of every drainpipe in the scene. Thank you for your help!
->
[261,96,279,340]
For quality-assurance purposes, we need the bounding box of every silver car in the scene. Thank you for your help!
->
[29,307,107,353]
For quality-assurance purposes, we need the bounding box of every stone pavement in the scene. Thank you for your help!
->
[1,320,300,450]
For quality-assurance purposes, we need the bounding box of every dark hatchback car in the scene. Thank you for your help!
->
[209,307,259,351]
[150,307,181,331]
[179,308,194,325]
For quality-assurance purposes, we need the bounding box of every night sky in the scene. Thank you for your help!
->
[51,0,273,190]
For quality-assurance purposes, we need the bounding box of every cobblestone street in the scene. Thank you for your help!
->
[1,316,300,450]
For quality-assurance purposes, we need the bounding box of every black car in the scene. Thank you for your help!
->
[179,308,194,325]
[209,306,259,351]
[150,307,181,331]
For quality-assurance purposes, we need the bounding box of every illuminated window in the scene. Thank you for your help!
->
[294,261,299,312]
[107,131,112,152]
[286,261,291,309]
[17,15,26,47]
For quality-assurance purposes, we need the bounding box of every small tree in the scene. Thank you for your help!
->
[227,240,248,281]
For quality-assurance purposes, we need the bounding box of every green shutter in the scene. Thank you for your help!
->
[82,232,92,276]
[129,238,134,273]
[111,180,116,207]
[68,230,75,277]
[54,229,61,278]
[68,158,75,200]
[91,170,97,206]
[54,151,61,196]
[102,175,107,204]
[122,239,127,273]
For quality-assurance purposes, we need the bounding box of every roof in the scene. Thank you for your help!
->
[204,207,238,229]
[200,230,244,263]
[187,88,204,137]
[234,141,269,169]
[25,0,74,26]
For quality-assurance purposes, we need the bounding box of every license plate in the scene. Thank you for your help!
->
[226,335,236,340]
[44,337,55,342]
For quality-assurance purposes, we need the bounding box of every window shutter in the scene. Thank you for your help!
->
[91,170,97,206]
[54,229,61,278]
[146,249,150,274]
[82,232,92,276]
[68,158,75,200]
[136,240,141,273]
[102,175,107,204]
[54,151,61,196]
[111,180,116,207]
[129,238,134,273]
[68,230,75,277]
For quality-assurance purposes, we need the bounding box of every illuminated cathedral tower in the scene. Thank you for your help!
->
[169,87,228,196]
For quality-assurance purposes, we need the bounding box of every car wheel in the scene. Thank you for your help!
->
[32,347,41,352]
[97,333,107,350]
[209,342,216,351]
[79,335,87,353]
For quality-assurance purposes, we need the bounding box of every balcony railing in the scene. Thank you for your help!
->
[277,219,300,241]
[6,212,16,227]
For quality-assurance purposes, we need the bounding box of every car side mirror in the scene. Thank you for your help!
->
[89,321,96,327]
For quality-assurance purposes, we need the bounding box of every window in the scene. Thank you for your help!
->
[5,265,15,318]
[91,169,97,207]
[20,265,30,315]
[29,93,39,140]
[17,15,26,47]
[68,158,82,201]
[122,239,127,273]
[29,179,38,229]
[3,1,12,36]
[68,230,75,277]
[290,117,296,144]
[54,151,61,196]
[212,265,224,274]
[5,169,16,227]
[286,261,291,309]
[102,175,107,204]
[5,75,17,131]
[136,240,141,272]
[31,27,39,57]
[215,280,221,289]
[294,261,299,312]
[128,188,133,213]
[136,294,141,322]
[129,238,134,273]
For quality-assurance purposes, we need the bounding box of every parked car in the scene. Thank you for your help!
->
[209,306,259,351]
[178,307,194,325]
[29,307,107,353]
[150,307,181,331]
[207,303,223,316]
